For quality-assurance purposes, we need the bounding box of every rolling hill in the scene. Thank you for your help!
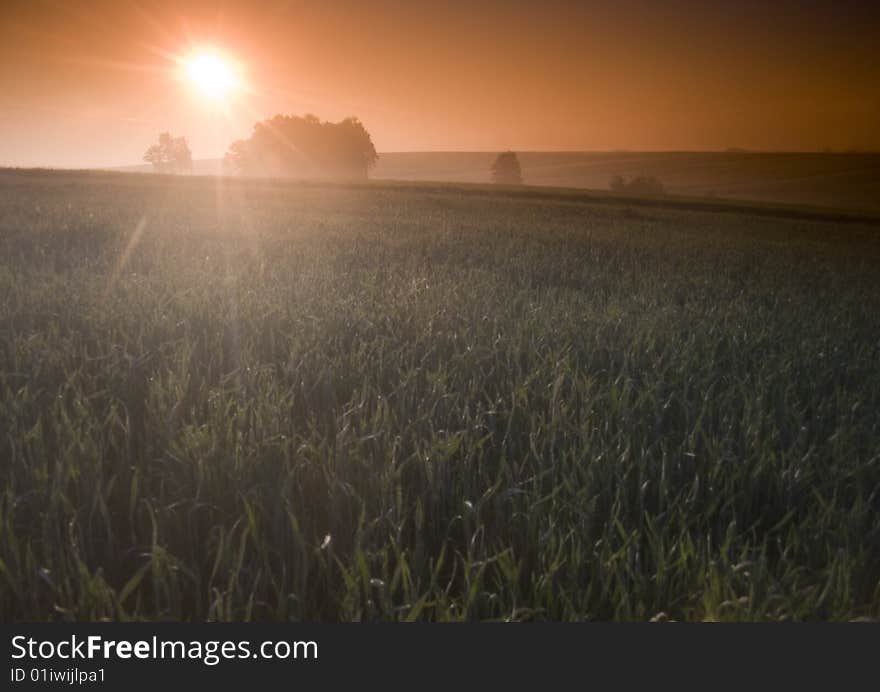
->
[111,151,880,214]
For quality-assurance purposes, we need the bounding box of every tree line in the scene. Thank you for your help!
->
[144,114,378,180]
[144,116,529,185]
[143,126,671,193]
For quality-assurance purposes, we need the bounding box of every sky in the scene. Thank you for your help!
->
[1,0,879,167]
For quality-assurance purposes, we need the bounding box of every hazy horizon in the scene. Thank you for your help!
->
[12,147,880,174]
[2,0,879,168]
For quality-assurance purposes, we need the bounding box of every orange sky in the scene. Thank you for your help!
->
[1,0,878,167]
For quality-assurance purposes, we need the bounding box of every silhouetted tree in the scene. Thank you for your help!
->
[609,174,665,195]
[609,174,626,192]
[224,114,378,179]
[491,151,522,185]
[143,133,192,174]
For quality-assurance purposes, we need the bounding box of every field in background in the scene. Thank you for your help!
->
[114,151,880,213]
[1,169,879,621]
[374,151,880,213]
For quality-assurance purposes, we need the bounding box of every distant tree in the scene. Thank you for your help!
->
[224,114,378,179]
[491,151,522,185]
[609,174,627,192]
[143,133,192,174]
[609,174,665,195]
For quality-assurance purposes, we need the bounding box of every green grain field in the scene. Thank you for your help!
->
[1,169,879,621]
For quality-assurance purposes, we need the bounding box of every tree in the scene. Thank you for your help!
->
[609,174,665,195]
[609,174,627,192]
[490,151,523,185]
[143,133,192,174]
[224,114,378,179]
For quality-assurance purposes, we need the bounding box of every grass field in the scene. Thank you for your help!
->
[1,169,879,621]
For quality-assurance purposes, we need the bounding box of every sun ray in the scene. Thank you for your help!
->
[104,216,148,299]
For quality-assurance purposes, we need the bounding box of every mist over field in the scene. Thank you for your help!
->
[375,152,880,212]
[112,151,880,214]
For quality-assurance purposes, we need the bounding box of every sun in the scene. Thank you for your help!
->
[182,50,241,100]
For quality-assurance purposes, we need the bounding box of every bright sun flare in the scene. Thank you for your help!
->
[184,51,239,100]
